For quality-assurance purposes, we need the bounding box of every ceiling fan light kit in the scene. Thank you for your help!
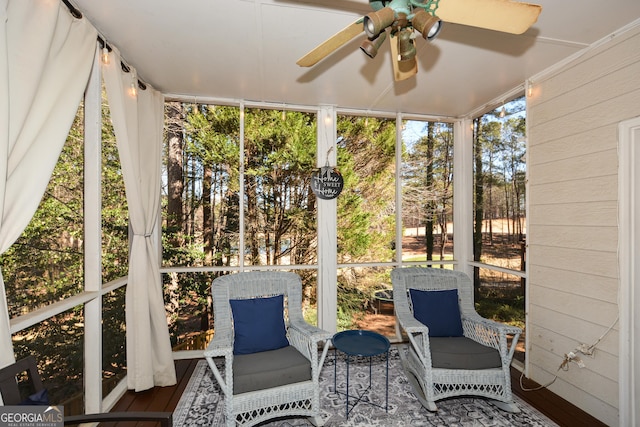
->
[397,28,417,62]
[360,31,388,58]
[364,7,396,38]
[411,8,442,40]
[296,0,542,82]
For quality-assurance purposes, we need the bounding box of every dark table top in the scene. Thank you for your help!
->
[332,329,390,357]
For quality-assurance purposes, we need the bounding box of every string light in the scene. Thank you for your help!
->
[101,45,110,65]
[129,81,137,97]
[499,104,506,118]
[129,71,138,97]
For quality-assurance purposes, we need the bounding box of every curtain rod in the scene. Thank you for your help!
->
[61,0,82,19]
[64,0,148,92]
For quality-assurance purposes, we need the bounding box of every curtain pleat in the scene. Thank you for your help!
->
[102,48,177,391]
[0,0,96,368]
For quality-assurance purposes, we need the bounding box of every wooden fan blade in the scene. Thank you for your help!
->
[296,19,364,67]
[390,34,417,82]
[436,0,542,35]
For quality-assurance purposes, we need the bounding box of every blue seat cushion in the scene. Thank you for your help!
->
[230,294,289,355]
[410,288,464,337]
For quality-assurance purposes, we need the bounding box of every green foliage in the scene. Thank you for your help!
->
[336,267,391,330]
[476,295,525,329]
[99,96,129,386]
[2,91,131,407]
[11,308,85,404]
[336,116,396,263]
[161,108,405,339]
[162,106,322,341]
[2,104,85,316]
[101,107,129,283]
[336,281,369,330]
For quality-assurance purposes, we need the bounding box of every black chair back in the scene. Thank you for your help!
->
[0,356,44,405]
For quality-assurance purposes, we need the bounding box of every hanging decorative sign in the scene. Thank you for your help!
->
[311,166,344,200]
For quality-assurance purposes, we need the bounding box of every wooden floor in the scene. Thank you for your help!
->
[107,358,607,427]
[105,359,199,427]
[510,369,608,427]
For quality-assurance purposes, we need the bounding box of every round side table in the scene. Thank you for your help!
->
[332,329,390,419]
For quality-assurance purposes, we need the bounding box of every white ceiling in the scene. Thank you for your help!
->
[71,0,640,118]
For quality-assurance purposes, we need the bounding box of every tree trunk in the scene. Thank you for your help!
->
[425,122,435,261]
[166,102,184,246]
[246,174,260,264]
[473,118,484,301]
[488,156,493,245]
[203,165,213,264]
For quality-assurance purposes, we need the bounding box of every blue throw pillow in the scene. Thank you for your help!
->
[20,388,49,406]
[409,288,464,337]
[230,294,289,355]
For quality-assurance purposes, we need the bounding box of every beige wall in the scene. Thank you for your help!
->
[527,23,640,426]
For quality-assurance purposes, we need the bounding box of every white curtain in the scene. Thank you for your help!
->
[0,0,97,368]
[102,48,177,391]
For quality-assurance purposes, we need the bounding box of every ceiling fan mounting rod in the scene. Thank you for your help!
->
[369,0,441,17]
[409,0,440,16]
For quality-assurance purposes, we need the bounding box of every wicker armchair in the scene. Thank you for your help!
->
[203,271,332,427]
[391,267,522,412]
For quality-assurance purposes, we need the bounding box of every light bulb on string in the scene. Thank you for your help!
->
[129,72,138,97]
[101,46,110,65]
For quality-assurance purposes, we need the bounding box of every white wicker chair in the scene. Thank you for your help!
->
[203,271,332,427]
[391,267,522,412]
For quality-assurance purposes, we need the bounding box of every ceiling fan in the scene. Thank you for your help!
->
[296,0,542,81]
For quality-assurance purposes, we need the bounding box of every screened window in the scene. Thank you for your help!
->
[473,96,526,272]
[243,108,317,266]
[472,96,527,358]
[160,104,320,344]
[401,120,454,263]
[336,114,396,264]
[162,103,241,268]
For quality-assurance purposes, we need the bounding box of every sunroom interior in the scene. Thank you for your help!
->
[1,0,640,426]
